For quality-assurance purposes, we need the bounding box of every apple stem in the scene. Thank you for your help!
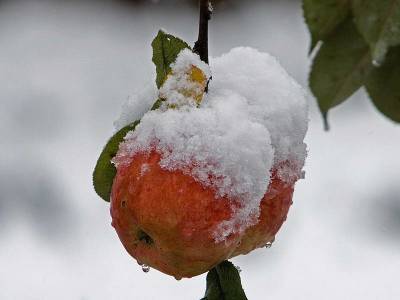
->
[194,0,212,64]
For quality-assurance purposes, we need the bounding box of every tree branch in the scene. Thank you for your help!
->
[193,0,212,64]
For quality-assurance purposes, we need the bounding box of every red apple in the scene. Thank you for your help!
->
[111,150,295,279]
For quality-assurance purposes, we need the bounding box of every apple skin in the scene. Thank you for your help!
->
[111,151,295,279]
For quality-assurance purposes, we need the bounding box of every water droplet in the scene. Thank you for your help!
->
[235,265,242,273]
[372,59,381,67]
[264,241,273,249]
[142,264,150,273]
[208,2,214,13]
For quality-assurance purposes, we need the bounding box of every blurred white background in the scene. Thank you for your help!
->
[1,0,400,299]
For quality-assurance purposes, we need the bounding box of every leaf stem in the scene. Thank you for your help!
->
[194,0,213,64]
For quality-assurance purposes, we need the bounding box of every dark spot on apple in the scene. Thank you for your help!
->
[138,229,154,245]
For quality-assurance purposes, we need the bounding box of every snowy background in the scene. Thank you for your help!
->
[1,0,400,299]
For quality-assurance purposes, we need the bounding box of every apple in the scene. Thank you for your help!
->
[110,150,295,279]
[109,47,307,280]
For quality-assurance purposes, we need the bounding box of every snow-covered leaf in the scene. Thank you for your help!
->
[303,0,350,52]
[366,46,400,123]
[152,30,191,88]
[352,0,400,65]
[310,18,373,128]
[93,121,139,202]
[201,261,248,300]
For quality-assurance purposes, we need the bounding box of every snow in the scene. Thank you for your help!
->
[210,47,308,177]
[113,47,308,241]
[114,83,158,131]
[140,163,150,177]
[159,48,211,108]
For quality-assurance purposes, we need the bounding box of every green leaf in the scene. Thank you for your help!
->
[366,46,400,123]
[201,268,224,300]
[151,98,164,110]
[310,18,373,128]
[93,121,140,202]
[201,261,248,300]
[303,0,350,52]
[152,30,191,88]
[352,0,400,65]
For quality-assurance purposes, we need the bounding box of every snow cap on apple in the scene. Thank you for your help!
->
[110,44,308,279]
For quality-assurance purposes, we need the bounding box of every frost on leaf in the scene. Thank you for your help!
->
[159,49,211,109]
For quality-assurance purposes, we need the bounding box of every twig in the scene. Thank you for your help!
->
[193,0,213,64]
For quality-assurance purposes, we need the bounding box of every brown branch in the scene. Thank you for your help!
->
[193,0,212,64]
